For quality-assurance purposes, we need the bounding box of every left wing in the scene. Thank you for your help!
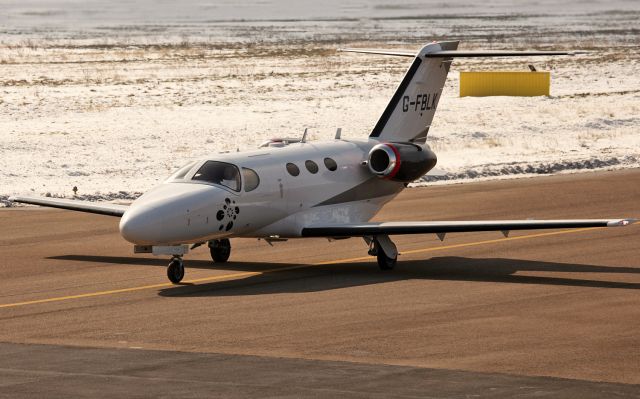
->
[301,219,635,237]
[10,196,128,217]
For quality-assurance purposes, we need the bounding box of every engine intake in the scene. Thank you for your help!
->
[367,143,437,182]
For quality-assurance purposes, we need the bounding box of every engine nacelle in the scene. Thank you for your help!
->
[367,142,437,182]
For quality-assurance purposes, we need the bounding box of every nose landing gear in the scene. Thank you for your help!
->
[160,239,230,285]
[167,256,185,284]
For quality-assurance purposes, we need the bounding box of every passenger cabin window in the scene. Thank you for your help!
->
[305,160,319,174]
[242,167,260,192]
[192,161,241,191]
[286,163,300,176]
[323,157,337,171]
[167,161,197,181]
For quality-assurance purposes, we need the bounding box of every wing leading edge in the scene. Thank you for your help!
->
[301,219,635,237]
[10,196,128,217]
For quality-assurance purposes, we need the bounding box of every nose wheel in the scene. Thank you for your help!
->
[167,256,185,284]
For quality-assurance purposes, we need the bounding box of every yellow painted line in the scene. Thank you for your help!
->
[0,227,602,310]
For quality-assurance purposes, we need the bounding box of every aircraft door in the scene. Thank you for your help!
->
[235,163,286,232]
[283,161,314,214]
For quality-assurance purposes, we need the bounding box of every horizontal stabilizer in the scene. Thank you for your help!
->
[10,196,128,217]
[301,219,636,237]
[340,48,578,58]
[339,48,415,57]
[424,50,574,58]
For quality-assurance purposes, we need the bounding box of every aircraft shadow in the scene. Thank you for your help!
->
[156,256,640,298]
[48,254,280,272]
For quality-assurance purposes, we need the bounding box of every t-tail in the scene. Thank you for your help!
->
[341,41,572,144]
[368,41,458,143]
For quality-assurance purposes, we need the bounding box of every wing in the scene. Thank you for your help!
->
[301,219,635,237]
[10,196,128,217]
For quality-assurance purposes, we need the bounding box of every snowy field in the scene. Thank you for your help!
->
[1,0,639,205]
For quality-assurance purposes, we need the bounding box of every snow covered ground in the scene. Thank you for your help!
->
[1,0,639,205]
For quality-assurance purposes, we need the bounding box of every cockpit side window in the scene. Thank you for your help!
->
[192,161,241,192]
[242,168,260,192]
[167,161,197,181]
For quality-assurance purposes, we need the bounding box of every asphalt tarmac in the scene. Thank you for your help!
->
[1,169,639,397]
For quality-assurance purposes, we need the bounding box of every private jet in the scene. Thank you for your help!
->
[11,41,635,283]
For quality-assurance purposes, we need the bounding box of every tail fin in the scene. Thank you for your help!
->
[368,41,459,143]
[342,41,573,143]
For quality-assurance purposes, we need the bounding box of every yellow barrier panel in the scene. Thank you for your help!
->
[460,71,550,97]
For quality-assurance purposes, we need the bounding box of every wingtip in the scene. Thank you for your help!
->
[607,219,637,227]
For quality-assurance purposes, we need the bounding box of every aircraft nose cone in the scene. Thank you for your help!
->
[119,208,153,245]
[118,182,229,245]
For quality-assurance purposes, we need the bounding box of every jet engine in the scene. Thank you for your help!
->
[367,142,437,182]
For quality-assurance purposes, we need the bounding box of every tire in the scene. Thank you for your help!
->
[375,241,397,270]
[377,252,397,270]
[167,259,184,284]
[210,239,231,263]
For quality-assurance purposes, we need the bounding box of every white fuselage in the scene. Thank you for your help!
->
[119,139,406,245]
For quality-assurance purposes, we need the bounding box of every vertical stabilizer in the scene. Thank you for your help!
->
[369,41,458,143]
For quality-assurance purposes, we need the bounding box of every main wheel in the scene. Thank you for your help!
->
[167,258,185,284]
[377,252,397,270]
[209,239,231,263]
[375,241,397,270]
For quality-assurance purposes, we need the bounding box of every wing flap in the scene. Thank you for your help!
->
[301,219,635,237]
[10,196,128,217]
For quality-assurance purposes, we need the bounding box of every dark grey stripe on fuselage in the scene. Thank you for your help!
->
[370,57,422,138]
[313,177,404,207]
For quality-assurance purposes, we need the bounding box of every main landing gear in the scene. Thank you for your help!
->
[209,239,231,263]
[167,256,185,284]
[366,235,398,270]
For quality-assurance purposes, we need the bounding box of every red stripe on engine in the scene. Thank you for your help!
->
[386,143,402,180]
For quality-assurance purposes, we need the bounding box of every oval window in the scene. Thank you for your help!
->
[305,160,319,174]
[242,167,260,192]
[286,163,300,176]
[323,157,337,171]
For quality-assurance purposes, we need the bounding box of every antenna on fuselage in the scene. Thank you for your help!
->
[335,128,342,140]
[301,127,308,143]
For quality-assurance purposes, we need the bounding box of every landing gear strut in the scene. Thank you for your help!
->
[209,239,231,263]
[167,256,185,284]
[366,235,398,270]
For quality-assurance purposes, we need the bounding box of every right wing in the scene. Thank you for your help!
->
[301,219,636,238]
[10,196,128,217]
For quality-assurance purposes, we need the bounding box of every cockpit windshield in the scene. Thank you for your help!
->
[166,161,197,181]
[191,161,241,192]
